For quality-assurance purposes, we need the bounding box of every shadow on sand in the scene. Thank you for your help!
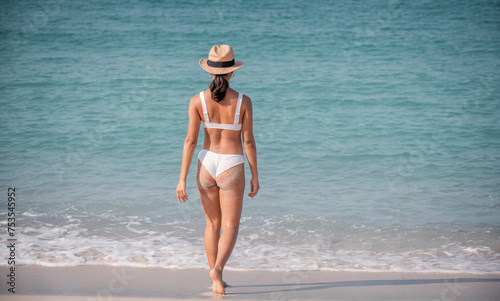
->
[229,277,500,295]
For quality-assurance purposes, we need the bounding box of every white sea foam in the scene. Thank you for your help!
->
[2,212,499,274]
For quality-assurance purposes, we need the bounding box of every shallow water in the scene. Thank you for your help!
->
[1,0,499,273]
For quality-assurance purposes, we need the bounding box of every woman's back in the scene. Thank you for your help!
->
[198,88,245,155]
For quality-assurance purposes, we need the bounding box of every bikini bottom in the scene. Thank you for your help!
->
[198,149,244,180]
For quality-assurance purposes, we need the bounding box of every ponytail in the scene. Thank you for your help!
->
[209,74,229,102]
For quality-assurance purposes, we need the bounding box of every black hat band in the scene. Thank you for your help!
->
[207,59,235,68]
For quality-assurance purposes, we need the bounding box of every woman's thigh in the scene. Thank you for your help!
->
[197,160,221,223]
[216,164,245,226]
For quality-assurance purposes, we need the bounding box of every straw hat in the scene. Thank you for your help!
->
[199,45,244,75]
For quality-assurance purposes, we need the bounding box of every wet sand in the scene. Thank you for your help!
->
[1,265,499,300]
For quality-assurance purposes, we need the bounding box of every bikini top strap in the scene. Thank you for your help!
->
[199,92,210,122]
[234,93,243,125]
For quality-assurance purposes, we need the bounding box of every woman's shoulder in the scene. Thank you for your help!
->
[240,93,252,108]
[242,93,251,101]
[189,91,204,103]
[188,92,203,112]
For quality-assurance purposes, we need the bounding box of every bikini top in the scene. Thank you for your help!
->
[200,91,243,131]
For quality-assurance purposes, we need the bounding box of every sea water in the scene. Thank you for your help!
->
[1,0,499,273]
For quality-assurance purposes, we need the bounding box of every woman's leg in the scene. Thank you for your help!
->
[211,163,245,292]
[196,160,221,271]
[197,160,245,295]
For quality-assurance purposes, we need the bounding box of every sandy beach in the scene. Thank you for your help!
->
[0,265,499,300]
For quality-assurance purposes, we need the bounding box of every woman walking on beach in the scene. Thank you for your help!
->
[176,45,259,295]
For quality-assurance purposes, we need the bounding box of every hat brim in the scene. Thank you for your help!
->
[199,58,244,74]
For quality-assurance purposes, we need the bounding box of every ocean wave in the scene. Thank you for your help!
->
[2,213,499,274]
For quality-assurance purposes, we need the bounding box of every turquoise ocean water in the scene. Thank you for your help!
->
[1,0,499,273]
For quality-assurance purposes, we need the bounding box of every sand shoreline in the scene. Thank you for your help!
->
[0,265,499,300]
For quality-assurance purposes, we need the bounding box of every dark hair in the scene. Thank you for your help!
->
[209,73,229,102]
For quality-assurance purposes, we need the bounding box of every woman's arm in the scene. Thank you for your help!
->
[176,95,201,203]
[241,96,259,198]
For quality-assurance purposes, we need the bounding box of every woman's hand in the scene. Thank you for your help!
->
[176,180,188,203]
[248,177,260,198]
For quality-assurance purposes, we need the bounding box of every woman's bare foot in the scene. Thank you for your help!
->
[210,269,225,295]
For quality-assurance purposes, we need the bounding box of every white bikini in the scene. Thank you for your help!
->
[198,92,245,180]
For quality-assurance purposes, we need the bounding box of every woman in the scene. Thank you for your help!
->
[176,45,259,295]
